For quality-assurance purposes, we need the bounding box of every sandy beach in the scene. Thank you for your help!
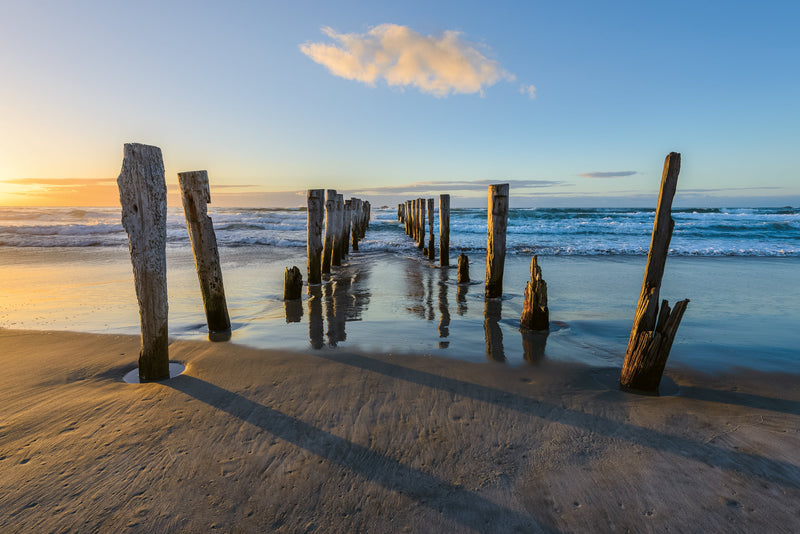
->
[1,328,798,532]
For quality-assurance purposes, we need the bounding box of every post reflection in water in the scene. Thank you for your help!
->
[307,285,324,349]
[484,299,504,362]
[425,273,434,321]
[521,328,549,363]
[307,261,372,349]
[284,299,303,324]
[456,283,468,315]
[404,259,427,319]
[438,271,450,348]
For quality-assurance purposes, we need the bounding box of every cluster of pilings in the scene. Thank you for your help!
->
[305,189,370,287]
[118,141,688,394]
[398,195,450,266]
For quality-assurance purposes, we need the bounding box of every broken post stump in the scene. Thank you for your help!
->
[485,183,509,298]
[427,198,435,261]
[178,170,231,341]
[117,143,169,381]
[283,265,303,300]
[620,152,689,392]
[321,189,336,274]
[457,253,470,284]
[306,189,325,284]
[439,194,450,267]
[520,256,549,331]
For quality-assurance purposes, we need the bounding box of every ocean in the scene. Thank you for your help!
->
[1,206,798,256]
[1,205,798,373]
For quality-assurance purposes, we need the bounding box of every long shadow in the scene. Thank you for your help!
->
[167,375,549,533]
[312,351,800,491]
[678,386,800,416]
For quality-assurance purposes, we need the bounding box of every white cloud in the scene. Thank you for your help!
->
[520,84,536,99]
[300,24,516,97]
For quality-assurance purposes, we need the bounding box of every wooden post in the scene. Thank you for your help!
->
[485,184,509,298]
[343,199,352,259]
[405,200,411,236]
[332,194,344,266]
[427,198,435,261]
[117,143,169,381]
[520,256,549,331]
[178,170,231,341]
[306,189,325,284]
[439,194,450,267]
[620,152,689,392]
[352,199,361,251]
[457,253,470,284]
[398,203,403,222]
[283,265,303,300]
[419,199,426,251]
[321,189,336,274]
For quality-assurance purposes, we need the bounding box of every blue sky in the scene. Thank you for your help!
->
[0,0,797,207]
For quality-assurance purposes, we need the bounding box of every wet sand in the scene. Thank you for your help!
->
[1,329,798,532]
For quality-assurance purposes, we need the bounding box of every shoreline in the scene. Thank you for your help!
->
[1,328,798,532]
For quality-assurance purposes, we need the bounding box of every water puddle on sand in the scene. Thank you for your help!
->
[123,362,186,384]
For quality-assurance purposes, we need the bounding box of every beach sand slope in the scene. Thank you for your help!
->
[1,329,798,532]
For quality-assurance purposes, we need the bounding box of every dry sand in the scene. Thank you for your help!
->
[1,329,798,533]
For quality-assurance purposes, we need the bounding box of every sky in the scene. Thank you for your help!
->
[0,0,798,208]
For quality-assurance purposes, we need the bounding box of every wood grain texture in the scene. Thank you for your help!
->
[485,184,509,298]
[178,170,231,340]
[117,143,169,381]
[306,189,325,284]
[439,194,450,267]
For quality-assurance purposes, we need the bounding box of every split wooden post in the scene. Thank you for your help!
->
[439,194,450,267]
[117,143,169,381]
[427,198,435,261]
[306,189,325,284]
[283,265,303,300]
[485,183,509,298]
[332,194,344,266]
[178,170,231,341]
[457,253,470,284]
[620,152,690,392]
[520,256,549,331]
[321,189,337,274]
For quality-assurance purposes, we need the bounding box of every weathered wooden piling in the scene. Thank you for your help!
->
[343,199,352,259]
[332,194,344,266]
[398,203,404,222]
[405,200,412,236]
[117,143,169,381]
[620,152,689,392]
[457,253,470,284]
[178,170,231,341]
[419,199,426,251]
[284,265,303,300]
[439,194,450,267]
[306,189,325,284]
[427,198,435,260]
[485,183,509,298]
[352,199,361,251]
[321,189,337,274]
[520,256,549,331]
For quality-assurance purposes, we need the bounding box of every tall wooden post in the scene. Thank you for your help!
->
[352,199,361,251]
[439,194,450,267]
[178,170,231,341]
[405,200,411,236]
[343,199,352,259]
[306,189,324,284]
[419,199,426,251]
[321,189,336,275]
[485,184,509,298]
[117,143,169,381]
[427,198,435,260]
[520,256,549,331]
[620,152,689,392]
[332,194,344,266]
